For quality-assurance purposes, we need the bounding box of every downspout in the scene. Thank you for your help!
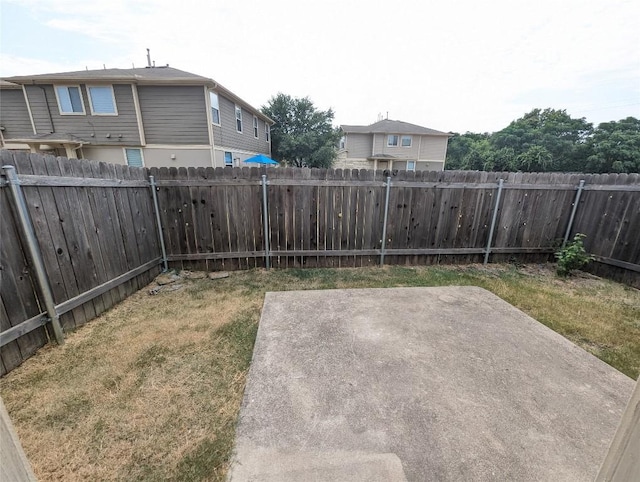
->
[204,82,218,167]
[22,85,37,134]
[37,85,55,134]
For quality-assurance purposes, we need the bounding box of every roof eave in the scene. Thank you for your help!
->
[344,129,450,137]
[4,76,216,86]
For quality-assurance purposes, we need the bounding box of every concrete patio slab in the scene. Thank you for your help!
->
[229,286,634,481]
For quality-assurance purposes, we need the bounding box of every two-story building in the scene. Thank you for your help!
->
[0,66,274,168]
[335,119,451,171]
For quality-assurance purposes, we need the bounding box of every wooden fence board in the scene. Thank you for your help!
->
[44,155,95,323]
[67,158,110,314]
[97,162,129,303]
[15,152,78,331]
[58,158,100,319]
[85,161,124,306]
[0,198,48,374]
[206,168,223,271]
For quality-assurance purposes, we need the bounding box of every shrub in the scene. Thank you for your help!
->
[555,233,594,277]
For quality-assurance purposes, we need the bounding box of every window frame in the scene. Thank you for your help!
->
[224,151,234,167]
[253,116,259,138]
[401,135,412,148]
[265,124,270,142]
[406,160,416,171]
[86,85,118,116]
[123,147,145,167]
[209,91,220,125]
[54,85,86,115]
[387,134,399,147]
[339,136,346,149]
[235,105,243,133]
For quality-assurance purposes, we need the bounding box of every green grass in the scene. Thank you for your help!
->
[0,263,638,481]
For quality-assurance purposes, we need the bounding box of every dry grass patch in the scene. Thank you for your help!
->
[1,279,262,481]
[1,264,638,481]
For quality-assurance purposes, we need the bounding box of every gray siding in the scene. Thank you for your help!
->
[419,136,448,160]
[345,133,372,158]
[0,89,33,139]
[213,94,270,155]
[24,85,53,134]
[24,84,140,145]
[138,85,208,144]
[372,133,420,159]
[371,133,447,161]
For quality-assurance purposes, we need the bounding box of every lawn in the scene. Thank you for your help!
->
[1,263,638,481]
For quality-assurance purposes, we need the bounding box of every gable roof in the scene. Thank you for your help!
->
[341,119,450,136]
[3,67,274,124]
[3,66,210,85]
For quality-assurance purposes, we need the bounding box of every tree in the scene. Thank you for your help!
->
[491,108,593,172]
[446,108,603,172]
[585,117,640,173]
[445,132,491,170]
[261,93,342,168]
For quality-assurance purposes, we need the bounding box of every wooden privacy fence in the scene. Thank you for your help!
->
[150,167,640,285]
[1,149,639,375]
[0,151,162,375]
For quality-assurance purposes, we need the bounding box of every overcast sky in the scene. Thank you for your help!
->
[1,0,639,133]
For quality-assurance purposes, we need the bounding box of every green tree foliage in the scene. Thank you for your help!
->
[445,133,492,170]
[261,93,342,168]
[446,109,639,173]
[584,117,640,173]
[492,108,593,171]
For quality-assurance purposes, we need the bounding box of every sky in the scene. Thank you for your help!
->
[1,0,639,134]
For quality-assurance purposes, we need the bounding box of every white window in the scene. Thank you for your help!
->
[88,86,117,115]
[265,124,270,142]
[55,85,85,115]
[339,136,345,149]
[401,135,412,147]
[224,151,233,166]
[253,116,259,138]
[124,148,144,167]
[407,160,416,171]
[209,92,220,124]
[387,135,399,147]
[235,105,243,132]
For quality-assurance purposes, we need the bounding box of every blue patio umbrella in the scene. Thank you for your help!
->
[244,154,279,165]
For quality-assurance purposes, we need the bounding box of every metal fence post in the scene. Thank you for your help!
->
[261,174,271,270]
[562,180,586,247]
[2,165,65,345]
[380,176,392,266]
[484,178,504,265]
[149,175,168,271]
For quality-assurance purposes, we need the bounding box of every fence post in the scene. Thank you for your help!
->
[2,165,65,345]
[149,175,168,272]
[484,178,504,265]
[380,176,392,266]
[261,174,271,270]
[562,180,586,247]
